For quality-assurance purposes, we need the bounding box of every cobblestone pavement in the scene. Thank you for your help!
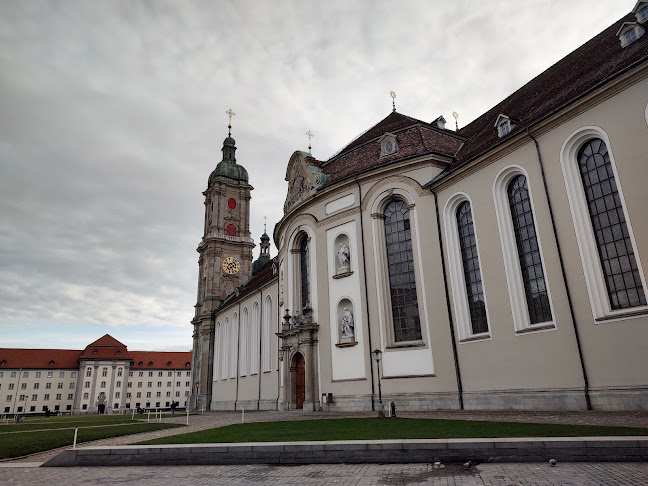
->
[1,462,648,485]
[5,409,648,464]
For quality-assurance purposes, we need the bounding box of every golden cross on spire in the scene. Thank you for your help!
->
[389,91,396,112]
[306,129,314,151]
[264,215,267,233]
[225,108,235,135]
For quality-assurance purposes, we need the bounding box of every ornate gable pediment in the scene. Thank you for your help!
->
[283,151,328,213]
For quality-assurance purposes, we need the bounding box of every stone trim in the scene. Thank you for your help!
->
[44,437,648,467]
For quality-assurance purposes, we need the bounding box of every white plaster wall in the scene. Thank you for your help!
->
[326,221,366,381]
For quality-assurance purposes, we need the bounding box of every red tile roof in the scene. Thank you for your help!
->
[321,122,463,185]
[129,351,192,369]
[314,14,648,189]
[0,348,82,369]
[449,13,648,170]
[79,333,131,360]
[87,334,127,348]
[0,335,192,370]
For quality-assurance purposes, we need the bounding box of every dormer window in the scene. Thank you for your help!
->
[616,22,645,47]
[494,114,514,138]
[378,133,399,158]
[633,2,648,23]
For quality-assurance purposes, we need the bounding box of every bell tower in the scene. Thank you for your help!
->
[191,110,254,411]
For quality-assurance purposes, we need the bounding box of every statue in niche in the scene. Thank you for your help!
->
[340,307,354,338]
[337,243,350,271]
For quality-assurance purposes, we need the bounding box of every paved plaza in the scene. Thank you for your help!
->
[3,410,648,484]
[1,462,648,485]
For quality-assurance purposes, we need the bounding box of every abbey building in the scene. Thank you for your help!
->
[190,5,648,412]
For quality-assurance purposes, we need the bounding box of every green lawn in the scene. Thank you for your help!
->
[0,418,182,460]
[138,418,648,445]
[0,413,175,432]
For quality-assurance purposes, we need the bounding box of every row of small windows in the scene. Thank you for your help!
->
[0,382,73,390]
[7,393,74,402]
[1,371,76,378]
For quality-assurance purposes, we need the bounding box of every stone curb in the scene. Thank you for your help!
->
[42,437,648,467]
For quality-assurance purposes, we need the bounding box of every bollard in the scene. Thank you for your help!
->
[186,405,189,426]
[147,411,150,423]
[241,408,244,424]
[201,406,204,414]
[73,427,78,449]
[132,409,135,421]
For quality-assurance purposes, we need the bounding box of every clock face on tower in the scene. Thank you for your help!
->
[221,256,241,275]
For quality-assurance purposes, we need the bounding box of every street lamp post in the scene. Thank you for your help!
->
[372,349,384,418]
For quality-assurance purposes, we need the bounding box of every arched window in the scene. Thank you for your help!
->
[240,308,248,376]
[384,200,421,342]
[456,201,488,335]
[251,302,260,374]
[507,175,553,324]
[230,313,238,379]
[226,224,236,236]
[221,318,230,380]
[213,321,221,381]
[299,236,310,308]
[578,139,646,309]
[263,296,273,372]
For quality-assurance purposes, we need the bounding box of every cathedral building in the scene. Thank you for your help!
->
[190,5,648,412]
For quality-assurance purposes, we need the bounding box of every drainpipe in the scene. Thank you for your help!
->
[258,289,263,410]
[234,301,241,410]
[526,128,591,410]
[354,176,376,412]
[277,265,281,410]
[431,189,464,410]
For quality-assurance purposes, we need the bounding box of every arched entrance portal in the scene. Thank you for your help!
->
[293,352,305,409]
[97,403,105,414]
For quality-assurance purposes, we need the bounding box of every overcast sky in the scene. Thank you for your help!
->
[0,0,631,351]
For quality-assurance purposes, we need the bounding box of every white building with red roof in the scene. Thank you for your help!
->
[0,334,191,415]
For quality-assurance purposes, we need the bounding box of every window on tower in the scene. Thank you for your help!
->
[227,198,237,209]
[226,224,237,236]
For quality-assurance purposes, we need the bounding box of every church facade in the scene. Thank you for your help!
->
[191,5,648,412]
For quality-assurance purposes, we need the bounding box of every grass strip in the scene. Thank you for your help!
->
[138,418,648,445]
[0,414,175,432]
[0,422,181,460]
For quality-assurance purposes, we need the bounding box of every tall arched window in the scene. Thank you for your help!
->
[221,318,229,380]
[263,296,273,372]
[384,200,421,342]
[456,201,488,334]
[507,175,553,324]
[230,313,238,379]
[578,139,646,309]
[250,302,260,374]
[240,308,248,376]
[300,236,310,308]
[213,322,221,381]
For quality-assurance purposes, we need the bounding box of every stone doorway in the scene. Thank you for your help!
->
[294,352,305,409]
[97,403,105,414]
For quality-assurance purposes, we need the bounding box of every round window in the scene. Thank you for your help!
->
[228,198,237,209]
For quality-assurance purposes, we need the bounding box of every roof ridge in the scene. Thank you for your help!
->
[326,111,428,162]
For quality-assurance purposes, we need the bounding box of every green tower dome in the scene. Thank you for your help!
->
[209,135,249,184]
